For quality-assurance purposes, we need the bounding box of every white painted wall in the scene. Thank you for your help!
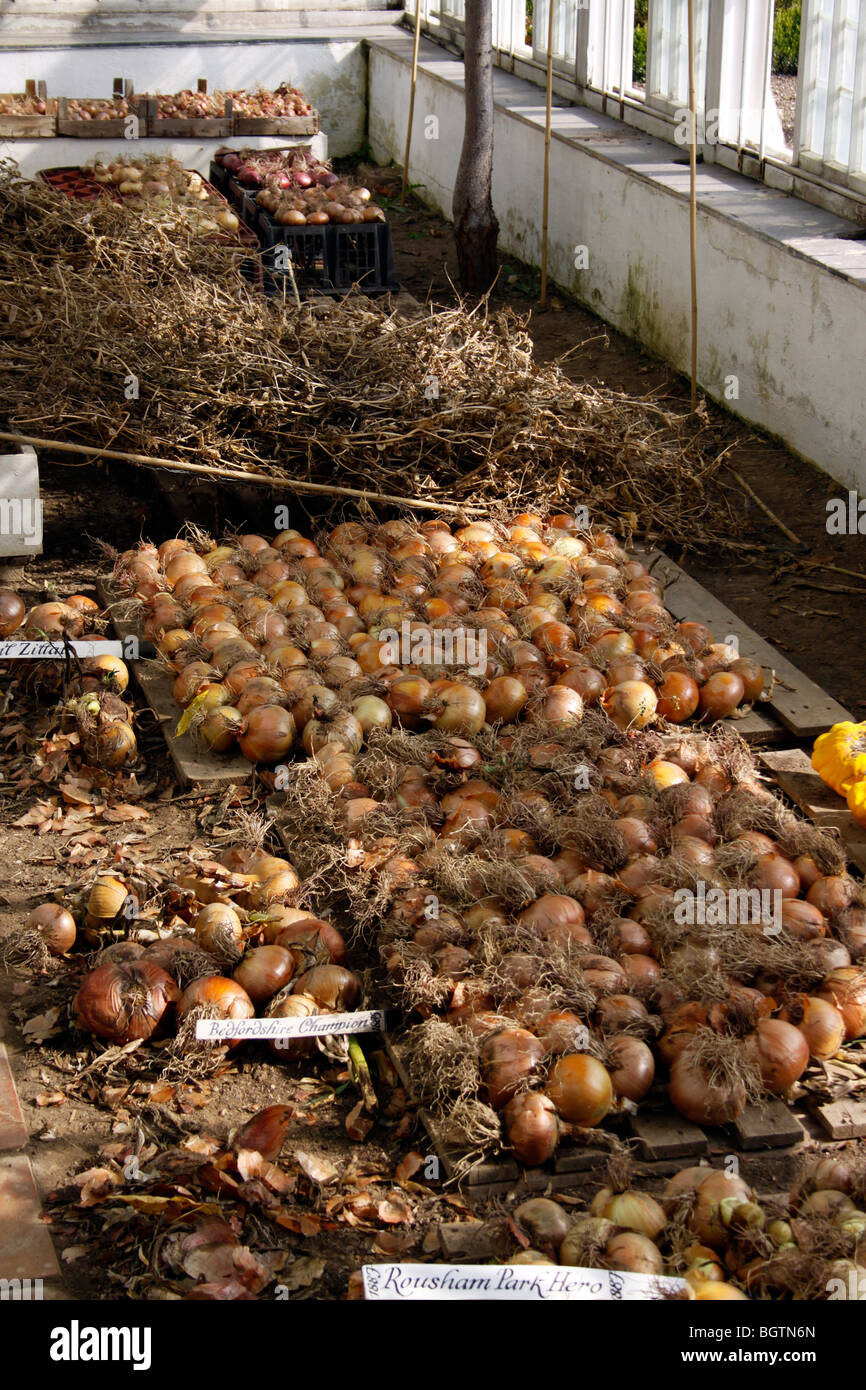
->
[0,39,367,156]
[369,41,866,496]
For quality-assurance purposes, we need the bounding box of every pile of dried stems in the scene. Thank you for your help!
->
[0,163,744,546]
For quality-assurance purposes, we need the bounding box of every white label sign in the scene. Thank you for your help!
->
[361,1263,688,1302]
[0,640,124,660]
[195,1009,386,1042]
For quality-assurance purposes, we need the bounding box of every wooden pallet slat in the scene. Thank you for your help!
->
[733,1100,806,1150]
[628,1109,709,1160]
[759,747,866,873]
[638,549,852,739]
[97,582,252,791]
[810,1098,866,1140]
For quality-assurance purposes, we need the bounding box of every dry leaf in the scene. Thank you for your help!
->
[181,1134,221,1156]
[22,1007,62,1042]
[61,1245,89,1263]
[378,1192,414,1226]
[394,1151,424,1186]
[279,1256,325,1292]
[34,1091,66,1107]
[73,1166,121,1206]
[345,1102,373,1142]
[102,804,150,823]
[373,1230,417,1256]
[294,1149,339,1185]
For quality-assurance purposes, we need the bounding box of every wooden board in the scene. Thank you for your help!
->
[143,95,233,140]
[97,581,252,791]
[628,1109,708,1160]
[809,1098,866,1140]
[733,1099,806,1150]
[638,548,852,738]
[233,114,319,137]
[759,747,866,874]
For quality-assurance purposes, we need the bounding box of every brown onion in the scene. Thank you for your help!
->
[546,1053,613,1126]
[504,1092,560,1166]
[75,961,179,1043]
[233,945,295,1005]
[25,903,76,955]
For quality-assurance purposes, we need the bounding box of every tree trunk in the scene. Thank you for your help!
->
[453,0,499,295]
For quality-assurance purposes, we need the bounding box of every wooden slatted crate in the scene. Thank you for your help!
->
[0,80,57,138]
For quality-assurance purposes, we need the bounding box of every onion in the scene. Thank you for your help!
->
[25,903,77,955]
[233,945,295,1004]
[0,588,26,636]
[779,993,845,1060]
[669,1049,747,1126]
[601,680,657,730]
[292,964,360,1010]
[239,706,296,763]
[657,671,700,723]
[75,961,179,1043]
[607,1035,655,1101]
[750,1018,810,1092]
[513,1197,571,1252]
[177,976,255,1034]
[480,1028,545,1108]
[546,1053,613,1126]
[193,902,245,962]
[604,1231,664,1276]
[593,1188,666,1240]
[265,990,320,1056]
[692,1171,754,1249]
[819,967,866,1039]
[807,874,857,921]
[699,671,745,718]
[504,1092,560,1166]
[483,675,528,723]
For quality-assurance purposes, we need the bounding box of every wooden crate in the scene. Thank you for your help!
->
[233,111,319,138]
[0,81,57,138]
[57,95,144,140]
[141,80,233,139]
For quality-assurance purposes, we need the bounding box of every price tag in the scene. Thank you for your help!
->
[194,1009,386,1042]
[361,1263,688,1302]
[0,640,125,660]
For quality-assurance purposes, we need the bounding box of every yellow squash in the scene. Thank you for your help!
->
[812,721,866,826]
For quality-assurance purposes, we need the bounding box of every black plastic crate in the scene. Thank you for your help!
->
[253,202,399,297]
[330,221,398,294]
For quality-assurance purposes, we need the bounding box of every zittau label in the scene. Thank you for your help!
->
[361,1263,688,1301]
[0,640,124,660]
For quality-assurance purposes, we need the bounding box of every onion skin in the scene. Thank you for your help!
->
[504,1091,560,1166]
[480,1028,544,1109]
[25,903,76,955]
[75,961,179,1043]
[292,964,360,1010]
[669,1051,747,1126]
[750,1018,810,1093]
[233,945,295,1005]
[546,1053,613,1126]
[513,1197,571,1253]
[604,1231,664,1276]
[608,1035,655,1101]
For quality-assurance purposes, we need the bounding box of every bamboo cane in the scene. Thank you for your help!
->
[540,0,556,307]
[687,0,698,413]
[0,430,483,516]
[401,0,424,203]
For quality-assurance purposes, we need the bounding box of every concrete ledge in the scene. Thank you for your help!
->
[369,32,866,493]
